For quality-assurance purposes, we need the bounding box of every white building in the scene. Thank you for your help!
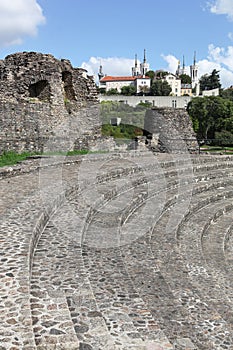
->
[99,75,151,94]
[163,73,181,96]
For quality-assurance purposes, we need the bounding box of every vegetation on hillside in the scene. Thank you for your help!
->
[100,100,149,141]
[102,124,143,143]
[199,69,221,93]
[100,100,149,129]
[187,95,233,144]
[180,74,191,84]
[150,80,172,96]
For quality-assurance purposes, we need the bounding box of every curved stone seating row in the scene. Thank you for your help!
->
[31,154,233,346]
[149,197,233,349]
[1,152,233,349]
[30,174,174,348]
[79,157,232,348]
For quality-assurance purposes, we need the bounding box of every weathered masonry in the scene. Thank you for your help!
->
[0,52,100,154]
[144,107,199,152]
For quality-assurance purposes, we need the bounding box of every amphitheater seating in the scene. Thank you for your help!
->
[0,152,233,349]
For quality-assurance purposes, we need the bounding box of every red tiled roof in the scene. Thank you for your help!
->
[100,75,150,82]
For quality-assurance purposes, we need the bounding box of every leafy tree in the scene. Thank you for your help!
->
[187,96,233,139]
[145,70,155,81]
[106,88,119,95]
[215,130,233,145]
[154,70,169,79]
[121,85,136,96]
[179,74,191,84]
[98,87,106,94]
[220,87,233,101]
[150,80,172,96]
[199,69,221,92]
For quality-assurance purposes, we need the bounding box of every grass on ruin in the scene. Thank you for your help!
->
[0,149,107,167]
[200,145,233,154]
[0,151,35,167]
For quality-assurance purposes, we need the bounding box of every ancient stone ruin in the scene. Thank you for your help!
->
[0,51,100,154]
[144,107,199,153]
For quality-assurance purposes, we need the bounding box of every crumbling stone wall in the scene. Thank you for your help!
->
[0,52,99,154]
[144,107,198,153]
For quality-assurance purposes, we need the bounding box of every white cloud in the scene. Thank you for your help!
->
[207,0,233,20]
[208,43,233,71]
[81,56,136,81]
[0,0,45,47]
[161,54,178,74]
[228,32,233,40]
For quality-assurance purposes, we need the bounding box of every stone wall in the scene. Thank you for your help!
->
[99,95,192,108]
[144,107,198,153]
[0,52,100,154]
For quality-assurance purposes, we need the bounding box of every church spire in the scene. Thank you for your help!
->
[193,51,196,65]
[98,63,104,81]
[132,53,140,76]
[143,49,146,63]
[140,49,149,76]
[182,55,185,70]
[176,59,181,76]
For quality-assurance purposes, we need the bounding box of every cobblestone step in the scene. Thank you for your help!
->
[82,164,233,349]
[1,152,233,349]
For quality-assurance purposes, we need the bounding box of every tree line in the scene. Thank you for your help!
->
[187,92,233,144]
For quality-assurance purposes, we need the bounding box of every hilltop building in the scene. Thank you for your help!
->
[99,50,151,94]
[99,74,150,94]
[163,73,181,96]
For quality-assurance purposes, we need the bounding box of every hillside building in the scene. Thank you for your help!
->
[181,84,193,96]
[99,75,150,94]
[163,73,181,96]
[99,50,151,94]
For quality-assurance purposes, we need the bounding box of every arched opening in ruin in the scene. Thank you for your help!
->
[62,71,76,101]
[29,80,51,102]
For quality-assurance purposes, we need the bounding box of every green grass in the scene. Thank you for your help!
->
[0,149,108,167]
[0,151,36,167]
[200,145,233,154]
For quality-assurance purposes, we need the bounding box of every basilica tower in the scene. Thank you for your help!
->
[140,49,150,76]
[190,51,198,89]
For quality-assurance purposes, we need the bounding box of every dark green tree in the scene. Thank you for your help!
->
[187,96,233,139]
[199,69,221,92]
[179,74,191,84]
[145,70,155,81]
[154,70,169,79]
[150,80,172,96]
[220,87,233,101]
[121,85,136,96]
[106,88,119,95]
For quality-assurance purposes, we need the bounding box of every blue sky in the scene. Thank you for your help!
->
[0,0,233,86]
